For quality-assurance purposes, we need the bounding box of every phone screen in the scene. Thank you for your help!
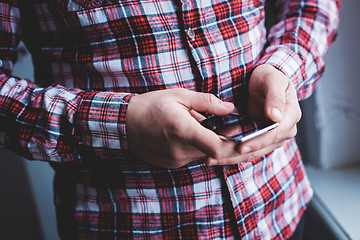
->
[201,114,279,143]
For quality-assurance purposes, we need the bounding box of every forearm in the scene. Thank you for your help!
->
[0,72,82,160]
[0,72,135,162]
[0,0,138,163]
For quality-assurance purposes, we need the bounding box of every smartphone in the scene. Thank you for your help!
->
[201,113,279,143]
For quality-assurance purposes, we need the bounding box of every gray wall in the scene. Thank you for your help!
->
[0,150,43,240]
[0,42,59,240]
[316,0,360,169]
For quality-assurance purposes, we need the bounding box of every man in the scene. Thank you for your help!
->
[0,0,339,239]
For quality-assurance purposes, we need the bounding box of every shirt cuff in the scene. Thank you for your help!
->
[255,46,316,100]
[256,46,304,84]
[76,91,136,161]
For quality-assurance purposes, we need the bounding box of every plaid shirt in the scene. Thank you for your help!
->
[0,0,339,239]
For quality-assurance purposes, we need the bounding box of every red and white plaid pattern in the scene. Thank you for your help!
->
[0,0,339,239]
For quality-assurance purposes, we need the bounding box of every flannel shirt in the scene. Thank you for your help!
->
[0,0,339,239]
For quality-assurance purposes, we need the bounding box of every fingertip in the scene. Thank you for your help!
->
[222,101,235,111]
[241,146,251,154]
[206,158,218,166]
[269,107,282,122]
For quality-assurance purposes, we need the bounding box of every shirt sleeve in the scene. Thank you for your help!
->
[0,1,135,163]
[257,0,340,100]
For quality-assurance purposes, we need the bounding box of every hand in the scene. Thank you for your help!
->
[126,88,242,168]
[233,64,302,162]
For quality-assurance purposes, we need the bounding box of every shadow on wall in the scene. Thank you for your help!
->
[0,149,43,240]
[0,42,59,240]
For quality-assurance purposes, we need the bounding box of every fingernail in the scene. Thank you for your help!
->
[207,158,218,166]
[242,146,251,154]
[222,101,234,110]
[270,108,282,122]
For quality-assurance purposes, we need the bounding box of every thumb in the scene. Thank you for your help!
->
[178,90,234,116]
[264,80,287,122]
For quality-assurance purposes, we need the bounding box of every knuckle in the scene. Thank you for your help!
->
[275,128,285,142]
[275,141,286,149]
[167,161,184,169]
[246,152,257,163]
[167,120,183,137]
[171,88,187,98]
[202,93,212,104]
[281,125,297,140]
[296,107,302,123]
[155,100,171,113]
[202,93,218,105]
[224,156,241,165]
[281,74,291,86]
[290,125,298,138]
[297,107,302,122]
[167,148,182,162]
[209,146,223,160]
[166,148,176,160]
[212,152,222,160]
[173,88,186,94]
[248,145,258,153]
[274,94,286,106]
[249,141,262,152]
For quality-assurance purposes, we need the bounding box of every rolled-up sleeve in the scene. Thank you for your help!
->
[0,0,135,163]
[257,0,340,100]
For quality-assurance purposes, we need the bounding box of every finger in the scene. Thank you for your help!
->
[238,123,297,154]
[189,109,206,122]
[183,118,239,160]
[208,141,285,166]
[243,141,285,163]
[262,75,290,123]
[176,90,234,116]
[239,83,300,155]
[284,84,302,124]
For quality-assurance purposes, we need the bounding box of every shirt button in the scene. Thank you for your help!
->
[186,28,195,40]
